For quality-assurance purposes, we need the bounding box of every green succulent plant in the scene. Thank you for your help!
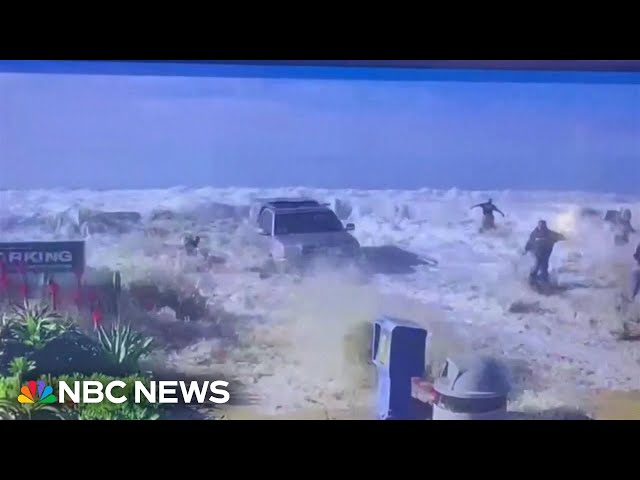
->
[8,356,36,386]
[8,301,71,350]
[0,376,19,400]
[96,322,154,372]
[0,394,70,420]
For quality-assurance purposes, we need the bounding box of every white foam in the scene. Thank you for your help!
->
[2,186,639,416]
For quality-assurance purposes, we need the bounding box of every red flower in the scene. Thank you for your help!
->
[48,282,60,309]
[92,309,103,328]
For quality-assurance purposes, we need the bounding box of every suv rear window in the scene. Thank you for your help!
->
[274,211,343,235]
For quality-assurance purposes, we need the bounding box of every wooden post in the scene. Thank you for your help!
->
[47,277,60,311]
[113,271,122,322]
[18,262,28,301]
[74,270,83,307]
[0,259,8,301]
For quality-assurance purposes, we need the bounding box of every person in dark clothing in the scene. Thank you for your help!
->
[524,220,566,284]
[471,199,505,231]
[632,243,640,300]
[183,235,200,256]
[614,208,636,246]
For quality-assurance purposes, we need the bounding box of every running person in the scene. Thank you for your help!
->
[471,199,505,231]
[524,220,566,285]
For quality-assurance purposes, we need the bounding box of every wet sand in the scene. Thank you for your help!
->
[219,405,375,420]
[590,390,640,420]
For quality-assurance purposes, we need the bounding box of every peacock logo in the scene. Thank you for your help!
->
[17,380,57,404]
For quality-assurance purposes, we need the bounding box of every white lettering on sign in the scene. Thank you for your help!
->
[0,251,73,264]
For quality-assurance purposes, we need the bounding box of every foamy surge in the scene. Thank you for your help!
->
[1,187,640,417]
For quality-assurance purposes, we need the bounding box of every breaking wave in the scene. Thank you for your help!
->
[1,186,639,417]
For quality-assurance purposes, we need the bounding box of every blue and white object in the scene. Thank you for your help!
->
[372,316,428,420]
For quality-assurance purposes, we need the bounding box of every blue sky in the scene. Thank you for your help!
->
[0,61,639,193]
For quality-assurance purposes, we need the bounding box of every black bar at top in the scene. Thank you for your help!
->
[138,60,640,72]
